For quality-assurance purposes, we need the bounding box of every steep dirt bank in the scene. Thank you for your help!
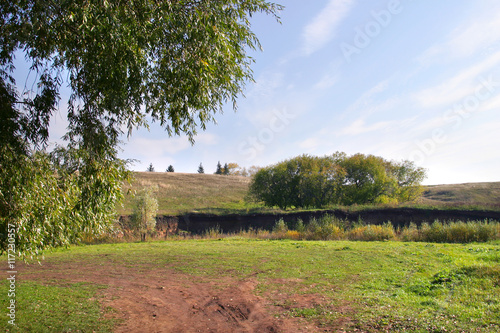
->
[121,208,500,235]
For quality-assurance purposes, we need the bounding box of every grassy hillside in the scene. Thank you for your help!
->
[419,182,500,207]
[118,172,253,215]
[119,172,500,215]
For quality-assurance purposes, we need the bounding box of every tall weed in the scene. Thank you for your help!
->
[400,220,500,243]
[347,223,395,241]
[303,215,346,240]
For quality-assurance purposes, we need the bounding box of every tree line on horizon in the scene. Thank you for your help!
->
[144,161,261,176]
[248,153,427,209]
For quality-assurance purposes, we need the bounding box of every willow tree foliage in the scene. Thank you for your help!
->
[0,0,282,258]
[248,153,426,209]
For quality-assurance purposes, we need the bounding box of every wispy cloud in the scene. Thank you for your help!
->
[339,79,392,119]
[299,137,321,151]
[313,73,339,90]
[413,50,500,109]
[127,137,191,156]
[301,0,355,56]
[313,59,343,90]
[417,7,500,65]
[338,118,391,136]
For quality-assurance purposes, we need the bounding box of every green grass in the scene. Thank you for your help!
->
[118,172,500,215]
[0,280,115,332]
[3,240,499,332]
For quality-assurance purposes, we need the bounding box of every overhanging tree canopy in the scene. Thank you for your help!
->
[0,0,282,258]
[1,0,283,151]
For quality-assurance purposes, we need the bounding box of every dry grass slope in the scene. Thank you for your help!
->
[118,172,252,215]
[420,182,500,207]
[118,172,500,215]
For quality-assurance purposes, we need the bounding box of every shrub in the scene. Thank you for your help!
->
[204,225,222,239]
[131,186,159,241]
[302,215,346,240]
[295,218,305,233]
[272,218,288,239]
[347,223,395,241]
[304,217,322,240]
[400,222,420,242]
[400,220,500,243]
[285,230,301,240]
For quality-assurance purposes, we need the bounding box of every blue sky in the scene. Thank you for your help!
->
[43,0,500,184]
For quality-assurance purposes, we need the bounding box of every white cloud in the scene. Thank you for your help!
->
[126,136,191,157]
[301,0,355,56]
[413,50,500,109]
[194,132,218,146]
[344,79,389,110]
[299,137,321,151]
[313,73,339,90]
[248,70,284,99]
[417,7,500,65]
[338,118,391,136]
[312,58,343,90]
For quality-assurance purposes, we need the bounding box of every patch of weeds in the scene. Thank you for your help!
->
[470,247,500,263]
[291,307,321,318]
[431,268,466,285]
[406,279,435,297]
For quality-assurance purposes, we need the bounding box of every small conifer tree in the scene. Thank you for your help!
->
[147,163,155,172]
[215,161,222,175]
[167,165,175,172]
[198,163,205,174]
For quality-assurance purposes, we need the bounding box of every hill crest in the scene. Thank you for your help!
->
[119,172,500,215]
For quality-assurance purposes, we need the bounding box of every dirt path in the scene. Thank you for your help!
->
[19,259,321,332]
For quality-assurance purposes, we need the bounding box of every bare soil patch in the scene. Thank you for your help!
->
[18,258,330,332]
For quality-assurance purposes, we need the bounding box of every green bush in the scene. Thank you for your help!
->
[302,215,346,240]
[272,218,288,239]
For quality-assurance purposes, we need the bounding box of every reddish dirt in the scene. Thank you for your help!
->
[18,258,340,332]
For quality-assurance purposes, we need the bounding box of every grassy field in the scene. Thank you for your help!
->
[119,172,500,215]
[118,172,254,215]
[2,239,499,332]
[420,182,500,207]
[3,174,498,332]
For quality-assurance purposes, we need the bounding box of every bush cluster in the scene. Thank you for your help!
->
[96,217,499,244]
[268,216,396,241]
[248,153,426,209]
[400,220,500,243]
[267,216,499,243]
